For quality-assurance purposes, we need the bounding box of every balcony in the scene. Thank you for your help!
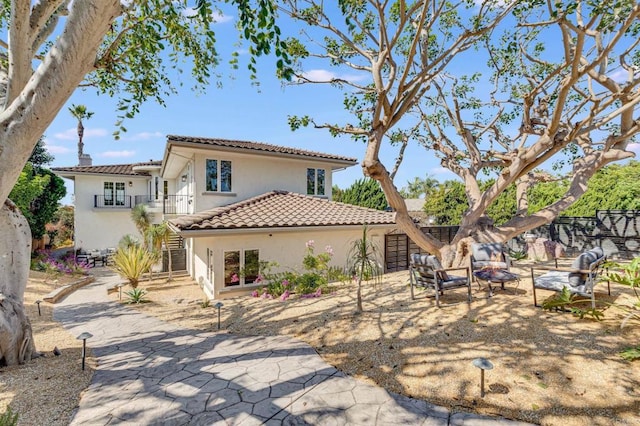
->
[93,194,190,215]
[94,195,133,209]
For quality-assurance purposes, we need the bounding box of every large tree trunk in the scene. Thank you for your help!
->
[0,200,36,365]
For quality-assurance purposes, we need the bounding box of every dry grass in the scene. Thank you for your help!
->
[119,261,640,426]
[0,271,93,426]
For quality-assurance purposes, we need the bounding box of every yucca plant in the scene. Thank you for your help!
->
[347,225,382,313]
[111,245,154,288]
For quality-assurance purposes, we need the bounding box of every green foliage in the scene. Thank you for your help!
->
[620,345,640,361]
[541,287,604,320]
[337,178,388,210]
[347,225,382,312]
[423,180,467,225]
[0,406,19,426]
[602,258,640,329]
[399,175,439,199]
[118,234,141,249]
[111,245,155,288]
[9,139,66,239]
[131,204,152,247]
[125,288,149,304]
[50,206,74,246]
[200,299,211,308]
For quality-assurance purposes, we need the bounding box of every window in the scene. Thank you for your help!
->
[206,159,232,192]
[155,177,159,200]
[163,180,168,200]
[104,182,126,206]
[223,249,260,287]
[306,168,326,196]
[207,248,214,284]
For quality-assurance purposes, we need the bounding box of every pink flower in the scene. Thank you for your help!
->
[254,274,263,284]
[314,288,322,297]
[305,240,315,249]
[282,279,289,287]
[231,274,239,283]
[261,291,269,299]
[251,290,259,298]
[280,290,290,301]
[325,245,334,256]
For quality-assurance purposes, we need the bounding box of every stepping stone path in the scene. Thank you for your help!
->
[54,270,533,425]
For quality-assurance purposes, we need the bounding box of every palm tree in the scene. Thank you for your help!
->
[347,225,383,313]
[68,104,94,159]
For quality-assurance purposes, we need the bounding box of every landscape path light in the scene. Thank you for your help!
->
[472,357,494,398]
[214,302,224,330]
[77,332,93,371]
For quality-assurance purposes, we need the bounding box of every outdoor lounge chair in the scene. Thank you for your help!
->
[409,253,472,308]
[530,247,610,309]
[470,242,511,275]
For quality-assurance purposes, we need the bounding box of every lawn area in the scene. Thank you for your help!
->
[118,260,640,426]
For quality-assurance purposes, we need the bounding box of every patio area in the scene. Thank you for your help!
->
[119,259,640,425]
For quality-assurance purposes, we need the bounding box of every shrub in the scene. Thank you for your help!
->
[125,288,149,304]
[0,407,19,426]
[111,245,154,288]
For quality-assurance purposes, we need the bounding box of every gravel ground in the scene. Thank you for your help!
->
[0,272,93,426]
[119,262,640,426]
[2,263,639,426]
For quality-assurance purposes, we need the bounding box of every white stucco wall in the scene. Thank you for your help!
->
[188,226,393,300]
[72,174,157,250]
[181,149,338,211]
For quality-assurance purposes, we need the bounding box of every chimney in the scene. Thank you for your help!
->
[78,154,92,166]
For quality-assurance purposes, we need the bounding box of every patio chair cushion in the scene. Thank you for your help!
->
[471,243,509,270]
[568,249,602,287]
[410,253,449,280]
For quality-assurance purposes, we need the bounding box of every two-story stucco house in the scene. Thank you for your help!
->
[53,135,396,299]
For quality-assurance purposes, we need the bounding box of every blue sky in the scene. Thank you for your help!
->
[43,6,458,205]
[42,3,640,205]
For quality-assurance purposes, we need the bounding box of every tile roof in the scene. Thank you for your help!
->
[170,191,396,232]
[167,135,358,164]
[52,161,162,176]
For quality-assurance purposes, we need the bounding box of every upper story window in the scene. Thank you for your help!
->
[104,182,126,206]
[206,159,232,192]
[307,168,326,196]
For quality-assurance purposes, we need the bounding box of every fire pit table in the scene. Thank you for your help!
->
[473,269,520,297]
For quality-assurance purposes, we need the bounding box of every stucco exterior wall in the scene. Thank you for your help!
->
[185,149,336,211]
[188,226,392,300]
[72,174,156,250]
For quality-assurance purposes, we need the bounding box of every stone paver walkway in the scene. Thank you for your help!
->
[54,270,532,425]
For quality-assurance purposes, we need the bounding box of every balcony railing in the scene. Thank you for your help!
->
[163,195,190,215]
[94,195,132,208]
[93,194,190,215]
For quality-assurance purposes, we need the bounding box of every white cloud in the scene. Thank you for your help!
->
[98,150,136,158]
[122,131,164,141]
[184,7,232,23]
[431,167,454,175]
[301,69,368,84]
[53,127,108,141]
[46,144,73,154]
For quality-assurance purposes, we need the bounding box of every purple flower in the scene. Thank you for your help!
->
[254,274,263,284]
[251,290,259,298]
[305,240,315,249]
[325,245,334,256]
[280,290,290,301]
[231,273,239,283]
[282,279,289,287]
[314,288,322,297]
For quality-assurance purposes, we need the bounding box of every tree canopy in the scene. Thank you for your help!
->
[280,0,640,265]
[334,178,388,211]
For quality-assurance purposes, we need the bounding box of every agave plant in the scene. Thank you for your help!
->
[111,245,154,288]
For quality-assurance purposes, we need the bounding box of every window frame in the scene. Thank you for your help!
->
[223,248,260,287]
[103,181,126,206]
[206,158,233,193]
[306,168,326,196]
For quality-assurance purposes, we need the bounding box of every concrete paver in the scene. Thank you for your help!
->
[54,270,533,425]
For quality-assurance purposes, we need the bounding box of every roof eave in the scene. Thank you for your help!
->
[172,222,397,237]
